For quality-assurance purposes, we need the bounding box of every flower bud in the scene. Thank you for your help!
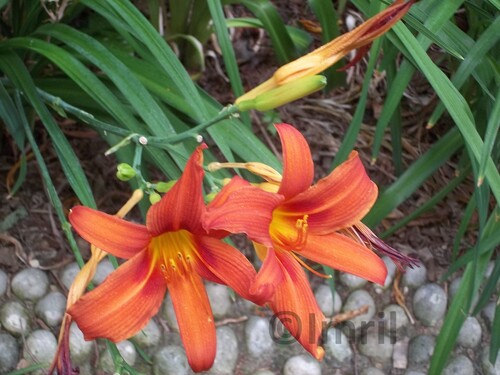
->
[149,192,162,205]
[116,163,136,181]
[237,75,326,112]
[155,181,176,193]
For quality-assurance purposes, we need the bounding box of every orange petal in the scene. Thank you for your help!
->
[207,176,250,209]
[270,251,325,360]
[281,151,377,233]
[194,235,260,303]
[147,145,207,236]
[205,185,283,247]
[300,232,387,285]
[249,245,285,304]
[168,270,216,372]
[68,250,166,342]
[275,124,314,199]
[69,206,150,259]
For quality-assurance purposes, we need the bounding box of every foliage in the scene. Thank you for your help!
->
[0,0,499,374]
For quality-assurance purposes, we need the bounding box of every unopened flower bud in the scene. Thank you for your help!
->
[155,181,176,193]
[116,163,136,181]
[149,192,161,205]
[237,75,326,112]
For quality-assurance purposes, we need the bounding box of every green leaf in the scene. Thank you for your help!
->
[364,128,462,227]
[207,0,251,127]
[0,80,25,148]
[427,17,500,127]
[225,18,312,53]
[0,52,96,207]
[393,22,500,205]
[232,0,297,64]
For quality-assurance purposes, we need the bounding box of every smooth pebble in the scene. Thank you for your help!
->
[324,327,352,364]
[383,304,409,331]
[209,326,238,375]
[358,331,394,363]
[457,316,482,348]
[402,264,427,288]
[11,268,49,301]
[283,354,321,375]
[413,283,447,326]
[246,316,275,357]
[153,345,190,375]
[342,290,376,330]
[0,300,31,335]
[339,273,367,289]
[0,269,8,297]
[443,355,474,375]
[315,284,342,316]
[206,283,232,319]
[35,291,66,327]
[0,333,19,373]
[408,334,435,367]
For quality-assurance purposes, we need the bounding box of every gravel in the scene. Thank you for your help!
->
[245,316,275,357]
[0,300,31,335]
[35,291,66,327]
[0,333,19,373]
[283,354,321,375]
[358,331,394,363]
[153,345,191,375]
[412,283,447,326]
[324,327,352,364]
[457,316,482,348]
[209,326,239,375]
[342,289,376,331]
[443,355,474,375]
[11,268,49,301]
[314,284,342,316]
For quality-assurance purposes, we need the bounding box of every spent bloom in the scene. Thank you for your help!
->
[68,145,258,372]
[206,123,417,358]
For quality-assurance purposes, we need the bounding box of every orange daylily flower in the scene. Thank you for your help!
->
[206,123,417,359]
[67,145,258,372]
[236,0,415,103]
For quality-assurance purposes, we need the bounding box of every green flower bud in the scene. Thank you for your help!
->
[155,180,176,193]
[116,163,136,181]
[237,75,327,112]
[149,192,162,205]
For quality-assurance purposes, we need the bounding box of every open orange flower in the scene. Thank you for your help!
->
[67,145,258,372]
[206,124,417,359]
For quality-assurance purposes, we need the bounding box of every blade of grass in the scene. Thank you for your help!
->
[427,17,500,128]
[2,36,182,178]
[380,168,468,238]
[363,128,462,227]
[478,86,500,185]
[225,18,312,53]
[0,79,25,148]
[0,52,96,207]
[232,0,297,64]
[308,0,344,89]
[472,258,500,315]
[452,194,476,260]
[368,0,464,162]
[82,0,206,119]
[490,299,500,363]
[331,38,383,169]
[207,0,251,127]
[14,91,87,267]
[393,21,500,205]
[430,209,498,374]
[37,24,177,134]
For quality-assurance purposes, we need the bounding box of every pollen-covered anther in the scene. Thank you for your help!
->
[291,215,309,251]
